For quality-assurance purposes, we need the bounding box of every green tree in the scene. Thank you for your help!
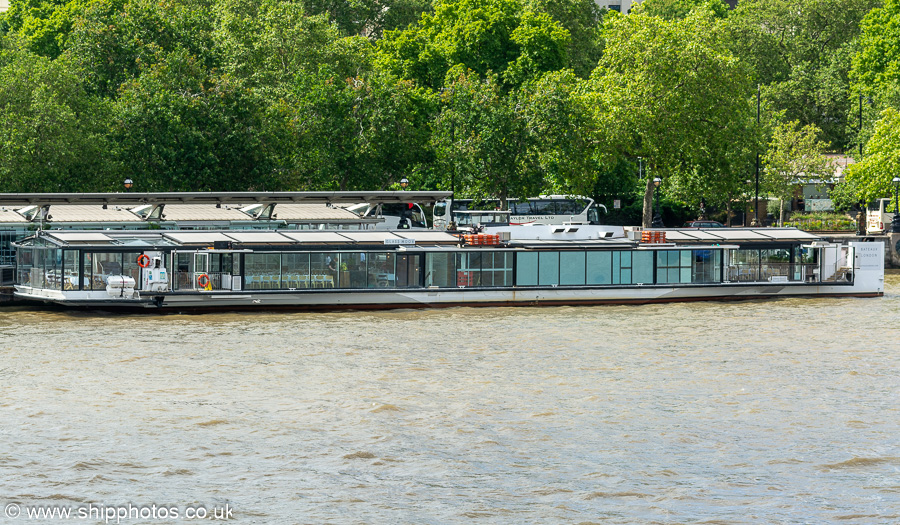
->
[213,0,347,91]
[518,69,597,195]
[590,8,756,227]
[523,0,604,78]
[0,36,119,191]
[763,120,834,225]
[842,107,900,205]
[274,68,437,191]
[300,0,432,37]
[432,71,544,204]
[640,0,728,20]
[111,49,272,191]
[65,0,217,97]
[2,0,99,58]
[376,0,569,90]
[729,0,877,150]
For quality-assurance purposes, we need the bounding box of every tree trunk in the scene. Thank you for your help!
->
[642,176,654,228]
[779,199,785,227]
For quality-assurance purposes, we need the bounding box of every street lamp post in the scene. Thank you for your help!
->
[753,85,760,226]
[124,178,133,192]
[651,177,663,228]
[399,178,409,190]
[891,177,900,233]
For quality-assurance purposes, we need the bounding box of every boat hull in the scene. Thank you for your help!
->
[14,281,882,312]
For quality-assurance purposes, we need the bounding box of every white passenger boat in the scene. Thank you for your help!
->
[11,226,883,311]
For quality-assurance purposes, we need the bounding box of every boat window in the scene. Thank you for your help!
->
[19,245,60,290]
[691,250,721,283]
[245,253,282,290]
[728,249,761,282]
[0,231,16,266]
[456,252,477,286]
[369,252,395,288]
[16,245,34,286]
[516,252,539,286]
[425,252,456,287]
[282,253,310,288]
[397,254,422,288]
[560,252,586,286]
[63,250,79,290]
[656,250,691,284]
[632,251,654,284]
[586,251,612,284]
[486,252,513,287]
[86,252,122,290]
[612,251,632,285]
[539,252,559,286]
[460,251,514,287]
[122,253,141,284]
[337,252,366,288]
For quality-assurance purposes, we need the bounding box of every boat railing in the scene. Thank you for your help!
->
[727,262,821,283]
[173,271,233,291]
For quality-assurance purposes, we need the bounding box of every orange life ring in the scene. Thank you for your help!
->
[197,273,210,288]
[137,254,152,268]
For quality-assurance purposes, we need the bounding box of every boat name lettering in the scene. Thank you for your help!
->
[384,238,415,245]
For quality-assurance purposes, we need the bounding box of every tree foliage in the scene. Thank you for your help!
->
[376,0,569,90]
[591,8,756,226]
[0,35,118,191]
[843,107,900,204]
[0,0,890,212]
[763,120,834,224]
[729,0,878,149]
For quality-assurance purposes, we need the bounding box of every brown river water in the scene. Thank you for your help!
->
[1,275,899,524]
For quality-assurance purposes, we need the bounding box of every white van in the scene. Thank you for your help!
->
[866,198,894,234]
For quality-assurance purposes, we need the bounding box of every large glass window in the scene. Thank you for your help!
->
[632,251,654,284]
[245,253,281,290]
[485,252,513,287]
[87,252,121,290]
[729,249,760,281]
[368,252,395,288]
[656,250,691,284]
[282,253,310,288]
[692,250,721,283]
[0,230,17,266]
[16,245,34,286]
[612,251,631,284]
[456,252,480,286]
[397,254,422,288]
[456,251,513,287]
[586,251,612,284]
[425,252,456,287]
[63,250,79,290]
[516,252,539,286]
[335,252,365,288]
[539,252,559,286]
[122,252,141,284]
[560,252,586,286]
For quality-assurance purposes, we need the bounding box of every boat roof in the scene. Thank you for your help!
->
[25,229,464,248]
[0,202,389,224]
[658,228,822,243]
[19,227,825,250]
[0,190,451,207]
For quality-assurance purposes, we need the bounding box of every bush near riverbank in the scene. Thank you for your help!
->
[783,212,856,231]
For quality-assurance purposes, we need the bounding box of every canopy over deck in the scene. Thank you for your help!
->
[0,191,451,207]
